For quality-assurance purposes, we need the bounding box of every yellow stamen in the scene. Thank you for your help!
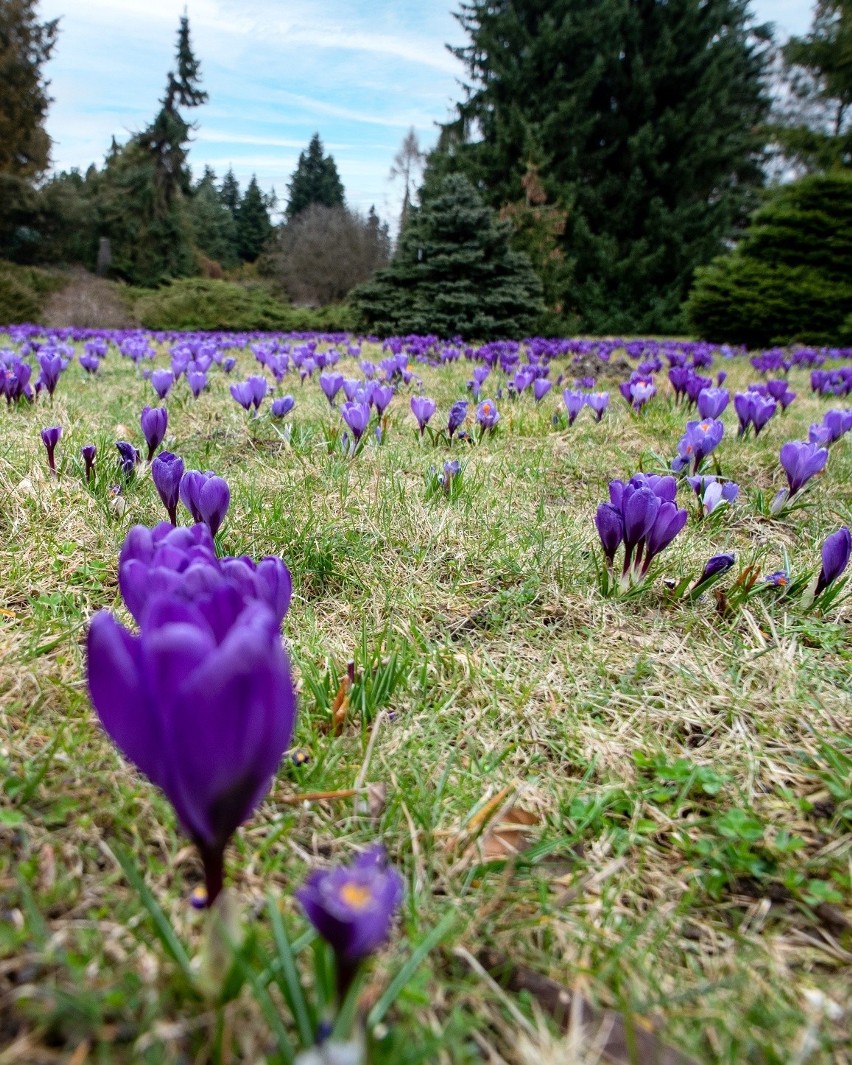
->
[339,882,373,909]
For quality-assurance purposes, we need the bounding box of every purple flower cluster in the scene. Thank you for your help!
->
[595,474,688,585]
[87,522,297,906]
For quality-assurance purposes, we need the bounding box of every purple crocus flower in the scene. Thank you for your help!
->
[271,395,295,418]
[41,426,62,475]
[448,400,468,439]
[476,398,500,430]
[563,389,585,426]
[151,369,175,400]
[780,440,829,497]
[699,553,736,581]
[411,395,437,434]
[179,470,231,535]
[87,594,297,906]
[595,503,623,567]
[187,371,207,398]
[297,845,404,997]
[340,400,371,441]
[442,458,461,492]
[701,480,739,516]
[815,527,851,595]
[672,419,724,474]
[81,444,96,482]
[118,522,292,630]
[586,392,609,421]
[320,371,345,405]
[697,387,729,420]
[140,405,168,462]
[115,440,140,478]
[79,352,101,374]
[222,357,236,374]
[766,378,796,409]
[640,502,688,574]
[752,395,777,434]
[151,451,185,524]
[533,379,552,402]
[230,381,255,412]
[36,353,66,397]
[372,383,393,415]
[248,375,268,408]
[622,487,660,557]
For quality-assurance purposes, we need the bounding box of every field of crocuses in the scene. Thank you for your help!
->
[1,325,850,1064]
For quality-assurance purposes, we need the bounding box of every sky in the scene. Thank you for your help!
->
[38,0,817,228]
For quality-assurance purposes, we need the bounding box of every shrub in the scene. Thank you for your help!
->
[0,261,66,324]
[686,174,852,347]
[130,278,354,332]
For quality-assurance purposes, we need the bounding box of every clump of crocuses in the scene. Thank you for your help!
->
[87,523,297,907]
[180,469,230,535]
[595,473,688,592]
[671,418,724,474]
[687,475,739,519]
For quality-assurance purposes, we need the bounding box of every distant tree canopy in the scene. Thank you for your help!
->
[286,133,345,220]
[773,0,852,172]
[351,173,544,339]
[0,0,58,255]
[686,173,852,347]
[433,0,773,334]
[264,203,390,305]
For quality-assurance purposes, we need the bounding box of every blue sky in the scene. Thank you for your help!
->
[39,0,816,227]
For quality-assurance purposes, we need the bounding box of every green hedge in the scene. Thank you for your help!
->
[686,174,852,347]
[0,261,67,325]
[129,278,354,333]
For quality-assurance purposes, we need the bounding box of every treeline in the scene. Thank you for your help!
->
[0,7,389,306]
[2,0,851,342]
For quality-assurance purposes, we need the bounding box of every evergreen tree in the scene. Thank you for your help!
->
[219,167,241,218]
[439,0,772,333]
[286,133,345,220]
[189,166,240,268]
[687,173,852,346]
[98,15,207,285]
[351,173,544,339]
[0,0,59,257]
[774,1,852,171]
[236,175,274,261]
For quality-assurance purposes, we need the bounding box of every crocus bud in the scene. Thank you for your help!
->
[152,451,185,524]
[141,405,168,461]
[41,426,62,475]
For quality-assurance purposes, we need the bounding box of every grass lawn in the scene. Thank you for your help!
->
[0,333,850,1064]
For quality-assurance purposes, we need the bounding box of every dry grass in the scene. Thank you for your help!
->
[0,332,850,1064]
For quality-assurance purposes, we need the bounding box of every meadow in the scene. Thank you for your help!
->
[0,328,850,1065]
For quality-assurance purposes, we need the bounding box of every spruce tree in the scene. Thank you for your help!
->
[439,0,772,333]
[189,166,240,268]
[286,133,345,220]
[219,168,241,218]
[351,173,544,339]
[0,0,59,256]
[98,15,207,285]
[236,175,274,261]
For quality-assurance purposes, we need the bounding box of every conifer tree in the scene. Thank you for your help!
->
[236,175,274,261]
[189,166,240,268]
[99,15,207,285]
[219,168,241,218]
[439,0,772,333]
[286,133,345,220]
[351,173,544,338]
[0,0,59,255]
